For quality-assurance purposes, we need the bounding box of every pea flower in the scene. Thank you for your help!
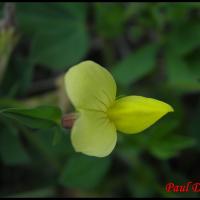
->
[64,61,174,157]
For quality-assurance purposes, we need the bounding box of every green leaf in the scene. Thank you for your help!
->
[124,3,149,20]
[128,161,159,197]
[147,118,180,143]
[0,53,34,97]
[13,55,34,96]
[150,135,196,159]
[0,125,30,165]
[112,43,158,87]
[59,155,111,189]
[185,49,200,81]
[16,3,87,34]
[166,23,200,56]
[188,103,200,151]
[0,28,18,83]
[20,126,72,170]
[95,3,126,39]
[0,98,24,109]
[146,114,196,160]
[16,3,90,69]
[165,53,200,92]
[52,126,66,146]
[0,105,62,129]
[30,25,89,70]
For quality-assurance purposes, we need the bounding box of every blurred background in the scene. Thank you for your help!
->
[0,2,200,197]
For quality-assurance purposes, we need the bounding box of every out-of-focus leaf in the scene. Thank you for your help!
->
[14,56,34,96]
[0,2,19,84]
[52,126,66,146]
[0,28,17,83]
[128,161,159,198]
[150,135,196,159]
[30,26,89,70]
[144,116,196,159]
[112,43,158,87]
[190,62,200,80]
[21,126,72,170]
[0,98,24,109]
[129,25,144,41]
[16,3,89,69]
[0,104,70,160]
[188,103,200,151]
[16,3,87,33]
[0,52,34,97]
[186,49,200,81]
[159,3,192,25]
[165,53,200,92]
[59,155,111,189]
[117,117,180,159]
[116,134,142,161]
[124,2,149,20]
[174,2,200,8]
[95,3,125,39]
[0,125,30,165]
[147,118,180,143]
[0,105,62,129]
[36,127,72,158]
[165,23,200,56]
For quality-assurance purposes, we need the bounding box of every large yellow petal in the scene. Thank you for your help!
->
[64,60,116,112]
[71,110,117,157]
[107,96,174,134]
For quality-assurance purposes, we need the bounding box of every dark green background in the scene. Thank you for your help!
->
[0,2,200,197]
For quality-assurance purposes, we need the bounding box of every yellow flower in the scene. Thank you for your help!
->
[64,60,174,157]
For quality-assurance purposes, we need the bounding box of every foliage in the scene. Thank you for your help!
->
[0,2,199,198]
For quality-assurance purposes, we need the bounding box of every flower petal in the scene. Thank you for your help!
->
[64,60,116,112]
[71,110,117,157]
[108,96,174,134]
